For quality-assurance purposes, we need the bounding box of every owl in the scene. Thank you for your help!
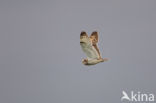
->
[80,31,108,65]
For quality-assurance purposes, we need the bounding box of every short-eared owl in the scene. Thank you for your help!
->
[80,31,108,65]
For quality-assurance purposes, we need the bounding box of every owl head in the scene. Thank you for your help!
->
[80,31,91,46]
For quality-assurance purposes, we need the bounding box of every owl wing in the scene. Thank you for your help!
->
[80,32,99,60]
[81,44,100,60]
[90,31,101,59]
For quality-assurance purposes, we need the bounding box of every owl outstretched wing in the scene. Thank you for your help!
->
[80,31,99,60]
[90,31,101,59]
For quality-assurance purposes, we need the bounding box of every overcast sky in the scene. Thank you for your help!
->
[0,0,156,103]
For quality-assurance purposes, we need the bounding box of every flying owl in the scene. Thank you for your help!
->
[80,31,108,65]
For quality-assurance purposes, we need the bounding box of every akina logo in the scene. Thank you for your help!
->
[121,91,155,102]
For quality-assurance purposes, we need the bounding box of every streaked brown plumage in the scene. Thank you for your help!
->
[80,31,108,65]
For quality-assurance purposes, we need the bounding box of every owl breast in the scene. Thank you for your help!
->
[80,43,99,60]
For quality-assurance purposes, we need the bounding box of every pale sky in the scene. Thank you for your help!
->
[0,0,156,103]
